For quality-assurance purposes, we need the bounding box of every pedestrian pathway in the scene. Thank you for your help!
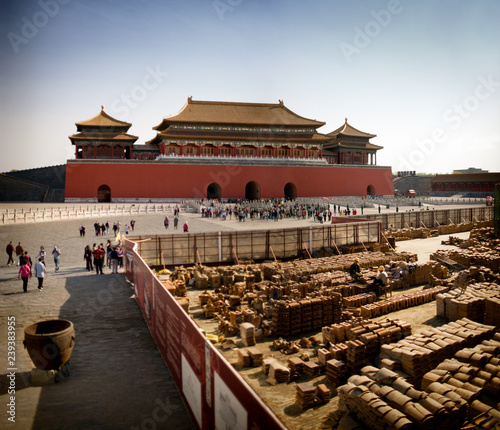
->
[0,213,197,429]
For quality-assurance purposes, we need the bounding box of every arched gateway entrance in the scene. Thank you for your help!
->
[207,183,221,200]
[245,181,260,200]
[284,182,297,200]
[98,185,111,202]
[367,184,375,196]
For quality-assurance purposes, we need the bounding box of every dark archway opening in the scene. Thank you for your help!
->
[284,182,297,200]
[245,181,260,200]
[367,184,375,196]
[207,183,221,200]
[98,185,111,203]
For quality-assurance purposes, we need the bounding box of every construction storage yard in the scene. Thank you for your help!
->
[155,220,500,429]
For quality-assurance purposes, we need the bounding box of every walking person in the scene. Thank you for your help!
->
[6,241,14,266]
[15,242,24,266]
[52,245,61,273]
[18,261,31,293]
[164,216,169,229]
[34,257,47,291]
[22,251,33,268]
[174,216,179,230]
[110,246,119,273]
[37,245,46,267]
[84,245,93,271]
[130,219,135,231]
[183,221,189,233]
[117,246,124,268]
[112,222,118,236]
[93,244,105,275]
[106,240,113,268]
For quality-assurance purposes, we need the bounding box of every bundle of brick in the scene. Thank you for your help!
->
[322,319,411,365]
[289,301,301,335]
[271,301,290,337]
[430,246,500,273]
[346,340,367,374]
[360,286,448,319]
[237,349,251,367]
[300,299,313,332]
[342,292,376,308]
[240,322,255,347]
[267,360,290,384]
[316,384,332,404]
[321,295,333,326]
[485,297,500,326]
[317,348,333,367]
[311,297,323,330]
[303,361,321,378]
[402,261,450,286]
[246,347,263,367]
[287,357,304,378]
[296,382,317,410]
[326,358,347,387]
[380,318,497,388]
[436,283,500,326]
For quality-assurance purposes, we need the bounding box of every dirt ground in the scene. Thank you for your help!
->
[185,231,472,429]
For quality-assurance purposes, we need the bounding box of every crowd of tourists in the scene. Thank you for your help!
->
[199,199,359,223]
[5,241,60,292]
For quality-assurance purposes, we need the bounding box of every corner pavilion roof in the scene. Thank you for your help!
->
[153,98,326,130]
[70,107,137,144]
[327,118,377,139]
[75,107,132,130]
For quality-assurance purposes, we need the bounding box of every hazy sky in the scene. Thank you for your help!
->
[1,0,499,174]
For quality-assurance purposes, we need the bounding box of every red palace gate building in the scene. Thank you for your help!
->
[65,98,394,202]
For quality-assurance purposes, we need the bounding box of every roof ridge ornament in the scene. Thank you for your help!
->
[345,117,348,123]
[101,105,104,111]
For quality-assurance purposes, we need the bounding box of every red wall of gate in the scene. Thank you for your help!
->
[65,161,394,200]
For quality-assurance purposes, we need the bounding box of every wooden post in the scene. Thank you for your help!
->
[331,238,342,255]
[233,249,240,265]
[196,250,202,265]
[420,220,427,229]
[270,246,278,262]
[381,232,396,251]
[448,218,455,225]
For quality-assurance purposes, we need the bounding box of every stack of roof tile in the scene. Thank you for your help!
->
[295,382,317,410]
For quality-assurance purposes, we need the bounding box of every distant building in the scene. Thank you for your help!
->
[453,167,489,174]
[431,172,500,196]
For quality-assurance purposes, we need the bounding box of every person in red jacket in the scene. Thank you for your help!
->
[18,261,32,293]
[92,244,105,275]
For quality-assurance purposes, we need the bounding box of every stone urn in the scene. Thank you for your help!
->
[24,320,75,370]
